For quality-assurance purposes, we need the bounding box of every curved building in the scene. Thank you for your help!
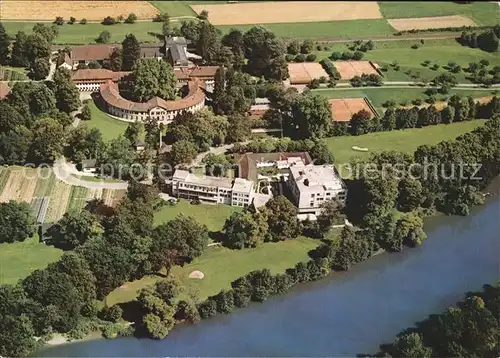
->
[99,78,205,124]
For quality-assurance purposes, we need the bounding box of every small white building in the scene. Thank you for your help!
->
[171,170,254,207]
[287,165,347,215]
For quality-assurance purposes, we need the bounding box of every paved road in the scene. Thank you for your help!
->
[53,158,129,190]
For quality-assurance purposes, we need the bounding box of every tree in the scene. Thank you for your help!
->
[180,20,200,43]
[398,177,424,212]
[131,58,177,101]
[0,314,36,357]
[96,31,111,44]
[309,140,335,164]
[196,21,220,64]
[121,34,140,71]
[104,47,122,71]
[387,333,432,358]
[350,109,372,135]
[97,136,136,179]
[32,23,58,43]
[0,23,10,65]
[30,57,50,80]
[28,117,65,163]
[170,140,198,165]
[317,198,345,232]
[124,121,143,146]
[382,107,396,131]
[441,106,455,124]
[100,305,123,322]
[10,31,29,67]
[0,126,32,165]
[155,276,180,305]
[149,215,209,271]
[124,13,137,24]
[287,40,300,55]
[226,115,251,143]
[394,213,427,247]
[261,196,300,241]
[53,68,81,113]
[54,16,64,26]
[221,29,245,70]
[198,9,209,20]
[331,226,373,270]
[80,103,92,121]
[300,39,314,54]
[223,211,269,249]
[80,18,88,25]
[68,17,76,25]
[47,210,100,249]
[287,93,332,139]
[0,201,36,243]
[138,288,176,339]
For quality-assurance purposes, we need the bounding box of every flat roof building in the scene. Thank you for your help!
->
[287,164,346,215]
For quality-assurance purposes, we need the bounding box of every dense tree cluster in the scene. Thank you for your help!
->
[348,95,499,137]
[377,284,500,357]
[459,25,500,52]
[0,201,36,243]
[130,58,177,101]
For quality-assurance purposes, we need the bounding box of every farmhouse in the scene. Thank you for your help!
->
[287,165,347,215]
[99,79,205,123]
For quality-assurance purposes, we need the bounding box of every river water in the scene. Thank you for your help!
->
[38,185,499,357]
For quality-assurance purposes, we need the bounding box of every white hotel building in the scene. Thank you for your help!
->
[171,170,254,207]
[287,165,347,215]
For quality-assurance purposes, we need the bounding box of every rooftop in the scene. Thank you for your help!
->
[99,78,205,112]
[70,44,117,61]
[173,169,234,189]
[232,178,254,193]
[236,152,312,181]
[72,68,130,82]
[290,165,344,193]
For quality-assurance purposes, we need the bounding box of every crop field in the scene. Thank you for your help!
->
[388,15,476,31]
[0,1,159,21]
[0,167,125,223]
[191,1,382,25]
[378,1,498,26]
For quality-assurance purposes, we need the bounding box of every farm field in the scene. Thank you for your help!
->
[84,101,129,141]
[191,1,382,25]
[0,235,63,285]
[154,199,242,232]
[150,1,228,17]
[378,1,499,26]
[216,19,396,40]
[388,15,476,31]
[315,39,499,83]
[0,1,159,21]
[0,167,125,223]
[313,87,495,113]
[107,236,321,305]
[326,119,487,166]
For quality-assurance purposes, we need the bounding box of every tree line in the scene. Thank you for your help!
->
[458,25,500,53]
[374,283,500,357]
[0,23,57,80]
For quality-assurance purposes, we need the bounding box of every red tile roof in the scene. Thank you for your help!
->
[72,69,130,82]
[71,44,117,62]
[100,79,205,112]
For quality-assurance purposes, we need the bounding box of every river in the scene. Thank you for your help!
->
[38,184,499,357]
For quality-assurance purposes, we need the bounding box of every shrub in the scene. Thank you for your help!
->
[316,45,323,51]
[323,46,329,51]
[383,99,397,108]
[153,13,170,22]
[318,76,327,83]
[431,63,440,70]
[102,16,117,25]
[100,305,123,323]
[308,78,320,89]
[341,51,353,60]
[285,54,295,62]
[412,98,423,106]
[425,97,436,104]
[353,51,364,60]
[68,17,76,25]
[300,39,314,54]
[330,51,342,61]
[287,40,300,55]
[399,100,408,106]
[421,60,431,67]
[411,44,419,49]
[198,298,217,319]
[54,16,64,25]
[80,18,88,25]
[320,58,341,80]
[198,10,209,20]
[96,31,111,44]
[294,54,306,62]
[80,104,92,121]
[124,13,137,24]
[306,53,317,62]
[327,78,337,88]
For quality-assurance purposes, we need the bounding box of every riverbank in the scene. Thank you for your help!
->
[36,177,500,356]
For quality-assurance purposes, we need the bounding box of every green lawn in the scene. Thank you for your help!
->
[315,38,499,83]
[217,19,396,40]
[0,235,63,285]
[107,236,320,305]
[326,119,487,166]
[378,1,499,26]
[2,21,163,45]
[154,199,241,232]
[83,101,128,141]
[313,87,496,114]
